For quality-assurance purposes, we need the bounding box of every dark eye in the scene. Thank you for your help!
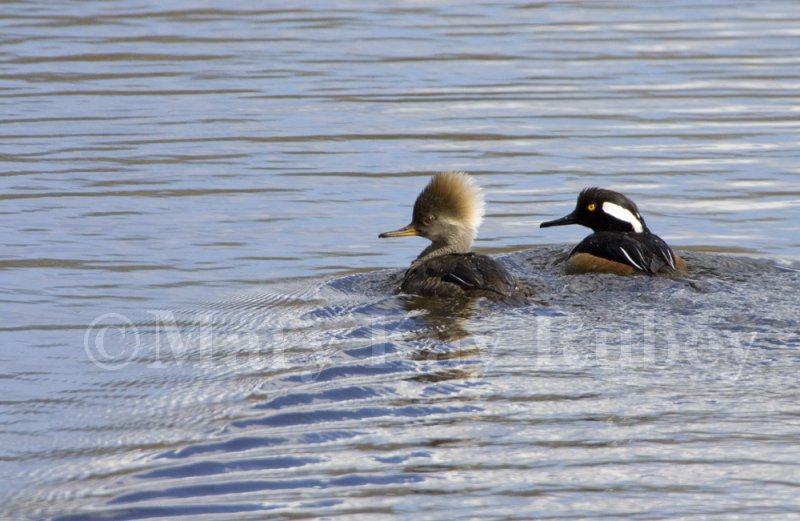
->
[423,215,435,225]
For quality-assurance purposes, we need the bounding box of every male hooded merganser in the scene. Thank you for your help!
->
[379,172,520,299]
[540,187,687,276]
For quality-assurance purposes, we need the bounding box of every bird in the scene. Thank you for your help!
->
[379,172,522,299]
[540,187,687,276]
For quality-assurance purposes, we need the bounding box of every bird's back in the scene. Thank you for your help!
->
[569,231,685,275]
[400,253,520,300]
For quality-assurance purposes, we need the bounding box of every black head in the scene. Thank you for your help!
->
[540,187,649,233]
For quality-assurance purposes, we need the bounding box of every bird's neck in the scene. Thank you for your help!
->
[413,234,473,266]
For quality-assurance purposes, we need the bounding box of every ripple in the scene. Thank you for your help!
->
[4,1,800,519]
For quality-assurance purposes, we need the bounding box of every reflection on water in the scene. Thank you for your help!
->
[3,1,800,519]
[402,296,478,342]
[28,250,800,520]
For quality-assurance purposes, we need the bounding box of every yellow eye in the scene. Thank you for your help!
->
[587,203,596,212]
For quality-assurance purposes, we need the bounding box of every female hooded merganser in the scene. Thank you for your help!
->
[379,172,520,299]
[540,187,687,276]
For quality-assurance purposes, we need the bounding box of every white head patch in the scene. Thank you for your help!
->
[602,201,644,233]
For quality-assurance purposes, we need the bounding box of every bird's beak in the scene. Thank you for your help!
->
[379,223,419,238]
[540,210,579,228]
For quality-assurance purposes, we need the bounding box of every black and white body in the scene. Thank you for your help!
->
[379,172,521,299]
[540,187,687,276]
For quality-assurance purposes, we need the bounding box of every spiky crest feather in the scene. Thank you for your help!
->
[413,171,485,234]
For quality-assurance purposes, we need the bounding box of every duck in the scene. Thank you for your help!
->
[540,187,687,276]
[379,172,521,299]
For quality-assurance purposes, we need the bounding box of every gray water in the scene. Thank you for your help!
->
[2,1,800,519]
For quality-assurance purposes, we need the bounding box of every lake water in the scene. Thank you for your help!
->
[2,2,800,519]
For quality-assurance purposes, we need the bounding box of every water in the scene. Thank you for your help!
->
[2,1,800,519]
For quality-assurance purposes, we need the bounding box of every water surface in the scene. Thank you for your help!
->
[2,1,800,519]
